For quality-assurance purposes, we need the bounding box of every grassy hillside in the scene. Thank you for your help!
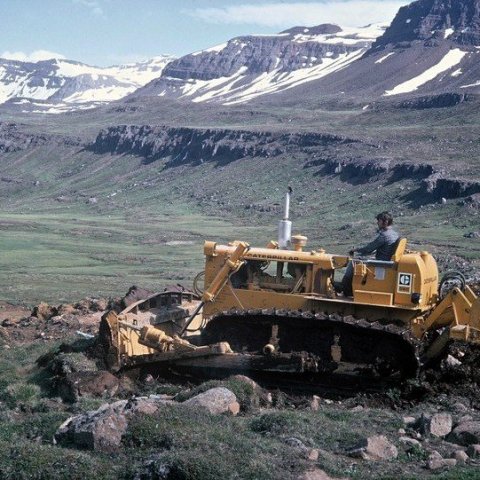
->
[0,136,478,304]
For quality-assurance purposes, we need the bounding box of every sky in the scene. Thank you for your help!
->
[1,0,410,67]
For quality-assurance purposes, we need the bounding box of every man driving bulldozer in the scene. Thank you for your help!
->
[340,211,399,296]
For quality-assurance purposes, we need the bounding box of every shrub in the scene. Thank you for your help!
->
[0,410,70,442]
[0,382,42,409]
[250,410,308,436]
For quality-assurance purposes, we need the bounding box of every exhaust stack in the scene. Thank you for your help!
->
[278,187,292,249]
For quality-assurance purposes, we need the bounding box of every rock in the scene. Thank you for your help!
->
[311,395,321,411]
[463,231,480,239]
[1,318,14,327]
[285,437,307,449]
[306,449,319,461]
[88,197,98,204]
[49,352,98,376]
[448,421,480,446]
[441,197,447,205]
[403,416,416,426]
[55,396,170,452]
[425,413,453,437]
[228,401,240,416]
[55,400,129,451]
[125,396,172,415]
[284,437,318,461]
[182,387,239,415]
[399,436,421,447]
[348,435,398,460]
[143,374,155,384]
[230,374,270,406]
[452,402,469,412]
[122,286,154,308]
[297,469,347,480]
[33,302,57,320]
[0,327,10,340]
[89,298,108,312]
[427,452,457,470]
[398,428,406,435]
[131,455,172,480]
[445,354,462,368]
[350,405,364,412]
[57,304,77,316]
[57,370,119,402]
[453,450,469,464]
[467,444,480,458]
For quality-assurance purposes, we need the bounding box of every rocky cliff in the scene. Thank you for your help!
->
[89,125,480,202]
[89,125,357,166]
[370,0,480,51]
[0,122,82,152]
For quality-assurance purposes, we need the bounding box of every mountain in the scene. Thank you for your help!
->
[0,56,174,112]
[129,0,480,104]
[131,23,386,105]
[266,0,480,102]
[370,0,480,49]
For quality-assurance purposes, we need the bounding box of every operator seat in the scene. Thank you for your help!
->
[391,238,407,262]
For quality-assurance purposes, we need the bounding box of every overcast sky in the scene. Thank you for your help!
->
[2,0,410,66]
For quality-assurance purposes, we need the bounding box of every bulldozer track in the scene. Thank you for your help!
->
[202,309,424,378]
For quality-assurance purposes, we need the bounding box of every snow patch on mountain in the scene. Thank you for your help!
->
[222,50,364,105]
[291,24,386,45]
[444,28,455,39]
[375,52,395,64]
[384,49,468,96]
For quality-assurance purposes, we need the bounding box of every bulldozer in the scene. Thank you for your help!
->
[100,190,480,380]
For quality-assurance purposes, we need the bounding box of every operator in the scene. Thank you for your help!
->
[340,211,399,296]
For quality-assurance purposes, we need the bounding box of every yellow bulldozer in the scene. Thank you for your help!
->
[100,190,479,379]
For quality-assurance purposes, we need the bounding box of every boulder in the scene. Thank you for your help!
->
[55,396,170,451]
[57,370,120,402]
[183,387,239,415]
[421,413,453,437]
[448,421,480,446]
[55,400,129,452]
[348,435,398,460]
[49,352,98,376]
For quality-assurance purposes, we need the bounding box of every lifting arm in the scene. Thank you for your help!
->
[423,286,480,343]
[179,241,249,334]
